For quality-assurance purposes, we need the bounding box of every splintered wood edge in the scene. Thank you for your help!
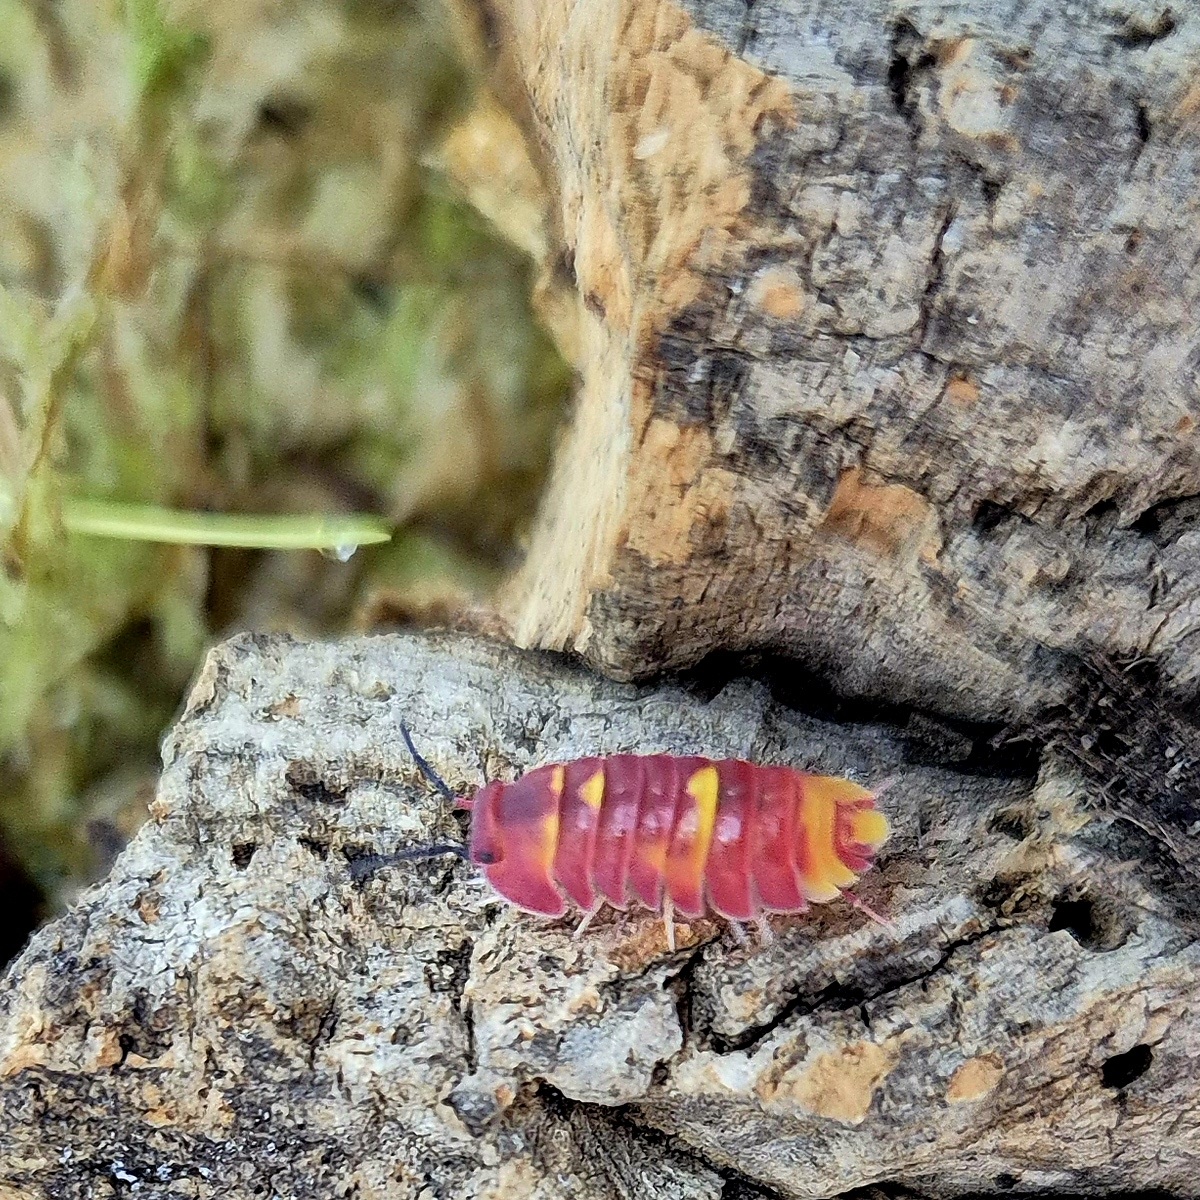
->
[492,0,795,658]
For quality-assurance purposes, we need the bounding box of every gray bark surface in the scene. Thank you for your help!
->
[493,0,1200,720]
[1,632,1197,1198]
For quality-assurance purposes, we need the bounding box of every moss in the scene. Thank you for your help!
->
[0,0,569,920]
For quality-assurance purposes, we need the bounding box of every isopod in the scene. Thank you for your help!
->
[398,726,891,946]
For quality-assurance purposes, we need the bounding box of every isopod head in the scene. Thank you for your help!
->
[467,780,503,866]
[467,772,568,915]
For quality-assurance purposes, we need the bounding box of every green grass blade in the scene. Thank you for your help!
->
[61,498,392,554]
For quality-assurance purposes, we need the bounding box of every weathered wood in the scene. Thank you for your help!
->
[1,632,1197,1198]
[487,0,1200,730]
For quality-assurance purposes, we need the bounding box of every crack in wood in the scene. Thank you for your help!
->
[701,922,999,1055]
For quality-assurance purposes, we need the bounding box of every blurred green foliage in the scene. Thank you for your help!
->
[0,0,569,920]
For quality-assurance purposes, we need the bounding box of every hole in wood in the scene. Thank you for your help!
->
[1101,1043,1153,1089]
[297,836,330,860]
[1048,892,1132,952]
[1048,897,1096,944]
[285,761,349,805]
[231,842,258,870]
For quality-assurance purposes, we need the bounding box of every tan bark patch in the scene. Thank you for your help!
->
[606,916,711,971]
[83,1025,123,1072]
[621,420,737,567]
[263,694,302,721]
[944,375,980,407]
[496,0,793,649]
[1173,80,1200,122]
[136,889,161,925]
[818,467,943,563]
[760,1039,899,1123]
[747,266,807,320]
[0,1043,49,1079]
[947,1053,1005,1102]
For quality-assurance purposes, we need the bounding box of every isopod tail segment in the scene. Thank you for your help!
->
[394,723,894,946]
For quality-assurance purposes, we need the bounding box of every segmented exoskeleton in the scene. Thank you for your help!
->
[399,728,891,945]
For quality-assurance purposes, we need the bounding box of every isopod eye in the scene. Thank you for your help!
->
[469,780,504,868]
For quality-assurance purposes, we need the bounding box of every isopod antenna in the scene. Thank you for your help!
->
[385,843,469,861]
[346,842,467,884]
[374,723,471,880]
[400,722,457,804]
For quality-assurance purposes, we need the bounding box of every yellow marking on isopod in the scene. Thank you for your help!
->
[686,765,720,866]
[580,769,605,810]
[540,767,566,864]
[640,842,668,872]
[800,778,858,900]
[850,808,889,849]
[540,810,560,865]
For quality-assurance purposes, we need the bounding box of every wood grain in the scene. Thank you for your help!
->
[1,632,1196,1198]
[487,0,1200,733]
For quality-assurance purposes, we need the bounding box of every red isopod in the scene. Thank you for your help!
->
[400,728,891,943]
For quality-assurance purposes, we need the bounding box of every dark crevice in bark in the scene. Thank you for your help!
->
[972,499,1033,535]
[1132,492,1200,546]
[653,323,755,429]
[914,204,958,350]
[702,923,999,1055]
[1111,10,1178,48]
[678,649,1041,780]
[285,760,350,806]
[1047,895,1124,952]
[1129,101,1153,171]
[1134,102,1152,144]
[887,18,935,136]
[461,994,478,1073]
[722,1179,788,1200]
[302,997,339,1071]
[950,151,1007,223]
[296,835,329,860]
[1101,1044,1154,1089]
[737,0,758,57]
[230,841,258,869]
[535,1081,797,1200]
[525,1082,736,1193]
[422,938,476,1073]
[665,939,712,1053]
[1039,653,1200,892]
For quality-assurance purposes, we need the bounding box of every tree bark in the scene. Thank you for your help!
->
[1,632,1198,1198]
[487,0,1200,730]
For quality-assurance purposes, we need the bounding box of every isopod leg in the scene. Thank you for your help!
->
[755,914,775,945]
[868,774,899,799]
[727,921,749,947]
[573,901,603,940]
[662,893,676,951]
[844,890,896,933]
